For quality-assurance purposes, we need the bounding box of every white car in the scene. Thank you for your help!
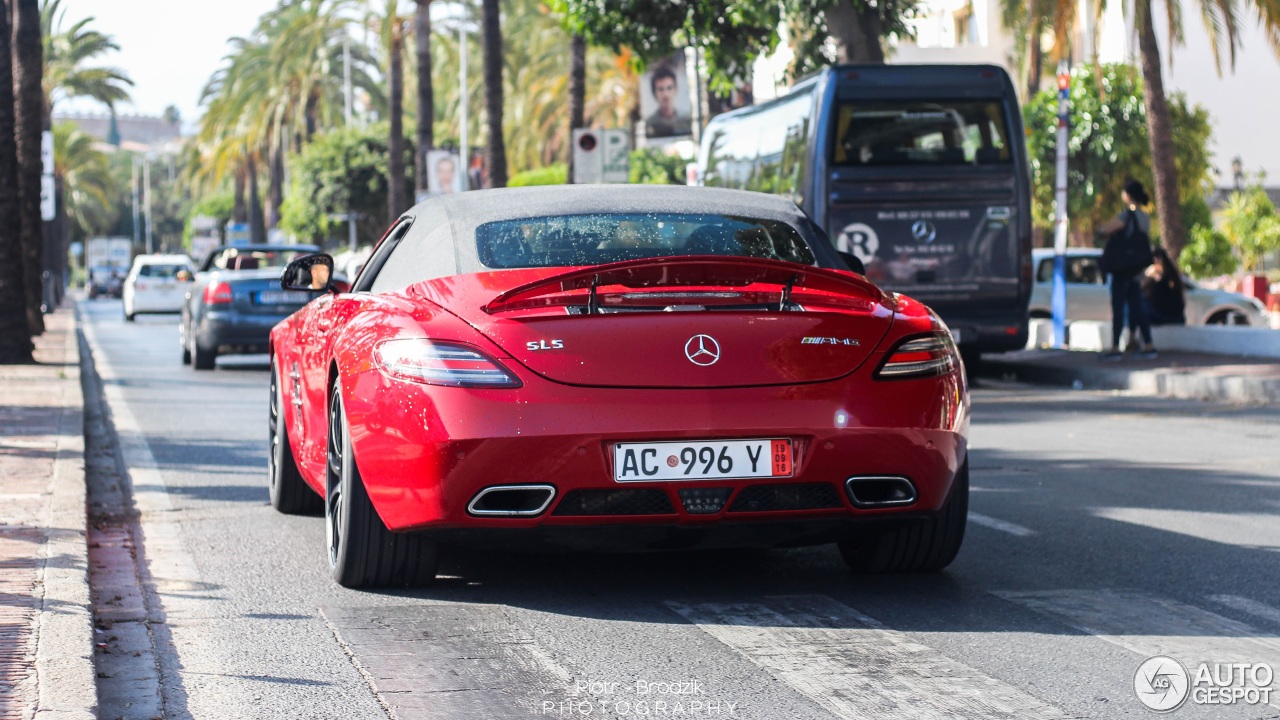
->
[123,254,196,321]
[1029,248,1270,327]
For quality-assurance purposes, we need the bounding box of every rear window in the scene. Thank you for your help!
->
[833,100,1011,166]
[137,264,189,279]
[475,213,816,269]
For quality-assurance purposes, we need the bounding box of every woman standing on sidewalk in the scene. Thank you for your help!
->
[1099,180,1158,360]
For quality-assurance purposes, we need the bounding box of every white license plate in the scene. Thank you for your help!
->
[256,290,310,305]
[613,439,793,482]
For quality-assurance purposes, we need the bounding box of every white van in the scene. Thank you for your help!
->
[123,254,195,321]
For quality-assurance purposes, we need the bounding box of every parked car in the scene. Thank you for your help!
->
[1029,248,1270,326]
[122,254,195,321]
[180,244,326,369]
[87,267,125,299]
[269,186,970,588]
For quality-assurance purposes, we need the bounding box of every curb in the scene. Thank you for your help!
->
[982,353,1280,405]
[34,303,96,720]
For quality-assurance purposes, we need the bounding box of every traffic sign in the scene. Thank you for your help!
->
[41,130,52,174]
[40,175,54,220]
[601,130,629,184]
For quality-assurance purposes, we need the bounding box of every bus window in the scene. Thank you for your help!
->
[833,101,1011,166]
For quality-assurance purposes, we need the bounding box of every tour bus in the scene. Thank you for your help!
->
[698,64,1032,358]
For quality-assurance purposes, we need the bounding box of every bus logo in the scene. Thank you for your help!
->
[911,220,937,244]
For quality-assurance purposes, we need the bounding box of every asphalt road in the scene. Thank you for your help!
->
[79,298,1280,720]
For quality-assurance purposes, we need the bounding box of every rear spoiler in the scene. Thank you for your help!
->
[483,256,883,314]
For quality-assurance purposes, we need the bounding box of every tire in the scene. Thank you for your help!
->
[1206,309,1248,326]
[181,343,191,365]
[326,380,438,588]
[837,460,969,574]
[192,334,217,370]
[268,358,323,515]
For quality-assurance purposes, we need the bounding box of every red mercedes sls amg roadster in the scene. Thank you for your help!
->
[268,186,969,588]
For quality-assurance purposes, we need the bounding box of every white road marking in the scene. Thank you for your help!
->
[998,588,1280,708]
[1091,508,1280,550]
[668,594,1067,720]
[968,512,1036,537]
[1211,595,1280,628]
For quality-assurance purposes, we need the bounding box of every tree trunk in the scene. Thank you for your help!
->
[233,164,248,224]
[481,0,507,188]
[305,94,318,143]
[825,0,886,63]
[0,0,31,362]
[247,154,266,244]
[566,33,586,183]
[1028,17,1043,97]
[13,0,43,334]
[388,24,407,222]
[414,0,433,195]
[1136,0,1187,259]
[268,139,284,230]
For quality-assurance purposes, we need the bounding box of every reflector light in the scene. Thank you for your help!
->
[203,281,233,305]
[375,338,521,388]
[875,333,958,380]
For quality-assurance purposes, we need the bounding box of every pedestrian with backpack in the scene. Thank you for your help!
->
[1098,180,1158,360]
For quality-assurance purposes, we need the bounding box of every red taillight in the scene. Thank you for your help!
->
[875,333,958,380]
[203,281,233,305]
[374,339,521,388]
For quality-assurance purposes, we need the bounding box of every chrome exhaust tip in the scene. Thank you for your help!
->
[467,484,556,517]
[844,476,917,508]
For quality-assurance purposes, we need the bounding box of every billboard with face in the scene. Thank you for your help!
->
[641,53,693,140]
[427,149,462,194]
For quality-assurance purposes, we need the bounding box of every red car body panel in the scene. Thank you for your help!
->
[271,255,968,535]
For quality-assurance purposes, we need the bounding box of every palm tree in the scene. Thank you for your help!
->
[40,0,132,121]
[14,0,45,334]
[0,0,33,362]
[567,32,586,181]
[51,122,118,242]
[414,0,434,196]
[372,0,412,220]
[481,0,507,187]
[1009,0,1280,259]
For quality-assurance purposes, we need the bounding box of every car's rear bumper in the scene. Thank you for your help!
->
[197,310,294,353]
[337,362,969,535]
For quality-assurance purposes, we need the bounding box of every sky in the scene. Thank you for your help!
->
[55,0,280,128]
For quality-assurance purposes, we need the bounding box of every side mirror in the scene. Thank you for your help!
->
[281,253,337,293]
[837,251,866,275]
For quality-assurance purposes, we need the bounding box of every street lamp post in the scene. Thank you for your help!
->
[458,17,468,191]
[143,157,153,254]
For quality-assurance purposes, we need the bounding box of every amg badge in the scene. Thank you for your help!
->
[801,337,861,346]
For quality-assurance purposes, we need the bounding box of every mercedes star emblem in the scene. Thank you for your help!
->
[684,334,721,366]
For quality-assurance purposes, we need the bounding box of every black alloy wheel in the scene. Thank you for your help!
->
[325,380,438,588]
[268,358,323,515]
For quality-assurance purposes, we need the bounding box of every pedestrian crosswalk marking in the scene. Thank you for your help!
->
[968,512,1037,537]
[1092,507,1280,550]
[668,594,1067,720]
[997,588,1280,709]
[1210,595,1280,629]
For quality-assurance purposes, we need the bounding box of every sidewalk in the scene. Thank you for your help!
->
[0,306,95,720]
[981,348,1280,404]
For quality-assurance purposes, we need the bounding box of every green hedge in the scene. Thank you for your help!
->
[509,164,568,187]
